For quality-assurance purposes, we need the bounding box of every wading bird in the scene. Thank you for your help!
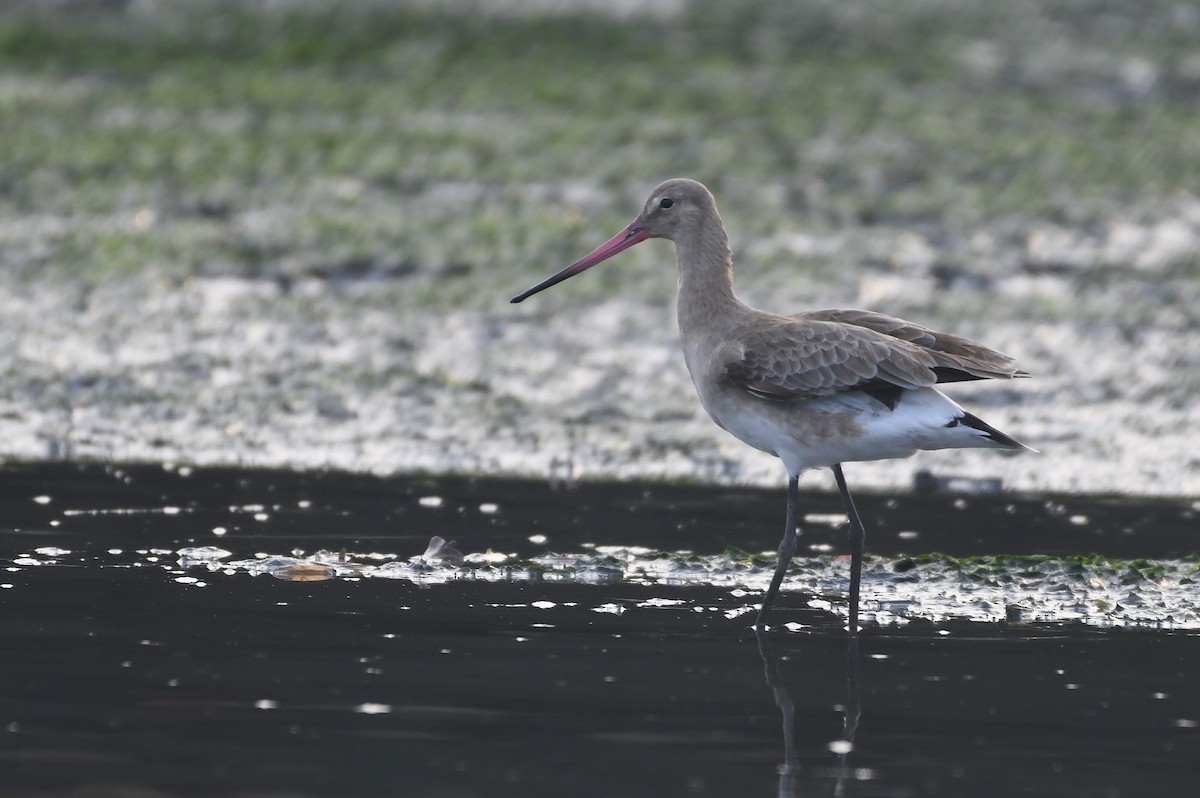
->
[512,179,1032,632]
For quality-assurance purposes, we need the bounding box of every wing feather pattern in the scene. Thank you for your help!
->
[722,309,1027,407]
[800,309,1028,382]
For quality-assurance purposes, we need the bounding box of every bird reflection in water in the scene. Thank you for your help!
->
[757,630,862,797]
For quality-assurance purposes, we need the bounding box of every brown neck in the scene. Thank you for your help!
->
[674,209,742,336]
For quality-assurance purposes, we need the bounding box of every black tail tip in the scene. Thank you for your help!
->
[960,412,1037,452]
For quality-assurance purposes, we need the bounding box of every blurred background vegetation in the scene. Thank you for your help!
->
[1,0,1197,491]
[4,1,1198,287]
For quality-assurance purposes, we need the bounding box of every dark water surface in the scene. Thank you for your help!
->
[1,462,1197,797]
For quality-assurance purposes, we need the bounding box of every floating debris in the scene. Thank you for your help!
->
[176,546,232,564]
[420,536,464,566]
[271,563,336,582]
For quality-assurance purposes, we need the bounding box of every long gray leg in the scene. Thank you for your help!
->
[832,464,865,635]
[756,473,800,631]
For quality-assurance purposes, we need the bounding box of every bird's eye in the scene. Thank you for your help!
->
[658,197,674,209]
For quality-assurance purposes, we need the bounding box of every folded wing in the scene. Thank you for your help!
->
[722,310,1027,408]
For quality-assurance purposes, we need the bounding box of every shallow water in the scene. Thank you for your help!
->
[2,461,1198,796]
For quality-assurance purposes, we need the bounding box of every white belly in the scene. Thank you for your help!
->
[699,383,1003,477]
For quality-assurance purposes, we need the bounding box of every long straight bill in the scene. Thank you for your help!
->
[510,219,649,303]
